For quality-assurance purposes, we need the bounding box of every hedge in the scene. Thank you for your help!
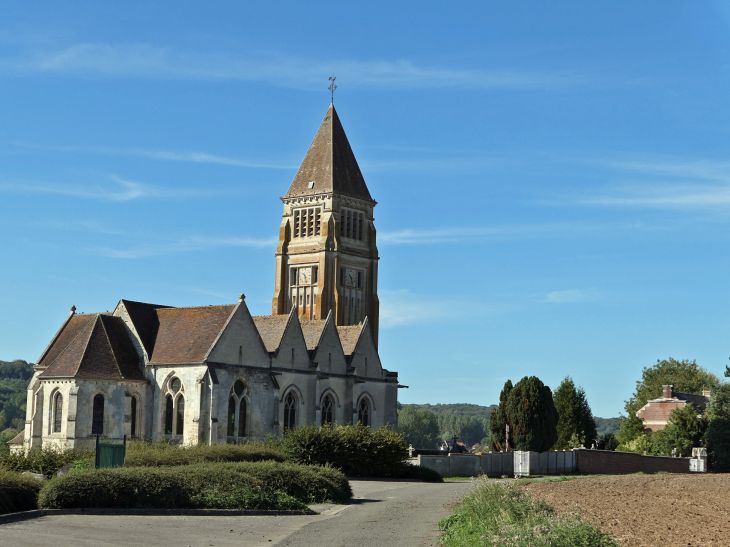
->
[38,460,351,510]
[0,469,43,515]
[124,441,285,467]
[0,446,94,478]
[283,424,410,477]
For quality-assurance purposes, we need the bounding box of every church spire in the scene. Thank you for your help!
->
[284,104,374,203]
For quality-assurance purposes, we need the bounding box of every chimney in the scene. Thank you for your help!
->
[662,385,673,399]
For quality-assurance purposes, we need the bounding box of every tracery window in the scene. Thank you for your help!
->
[284,392,297,431]
[358,398,370,427]
[227,397,236,437]
[176,395,185,435]
[227,380,248,439]
[92,394,104,435]
[165,394,174,435]
[52,392,63,433]
[321,394,334,426]
[163,377,186,437]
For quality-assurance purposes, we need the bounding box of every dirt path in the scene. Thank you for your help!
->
[525,474,730,546]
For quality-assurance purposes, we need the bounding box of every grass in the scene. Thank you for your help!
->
[438,477,616,546]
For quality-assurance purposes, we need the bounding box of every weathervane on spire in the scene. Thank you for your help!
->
[328,76,337,104]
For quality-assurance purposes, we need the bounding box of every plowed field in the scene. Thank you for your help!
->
[524,474,730,546]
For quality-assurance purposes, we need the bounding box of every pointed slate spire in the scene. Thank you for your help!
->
[285,104,374,202]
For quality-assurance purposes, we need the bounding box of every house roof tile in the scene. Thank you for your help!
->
[337,324,363,356]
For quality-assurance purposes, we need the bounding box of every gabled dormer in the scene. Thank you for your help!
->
[337,317,382,379]
[253,308,309,370]
[303,311,348,375]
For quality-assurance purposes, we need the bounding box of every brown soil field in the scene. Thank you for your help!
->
[524,474,730,547]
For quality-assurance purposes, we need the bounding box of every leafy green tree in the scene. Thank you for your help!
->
[597,432,619,451]
[705,382,730,471]
[397,407,440,448]
[489,376,558,452]
[619,358,719,446]
[654,403,707,457]
[552,377,597,450]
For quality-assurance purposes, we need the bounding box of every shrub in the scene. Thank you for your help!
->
[393,463,443,482]
[439,478,616,546]
[0,469,43,515]
[125,441,285,467]
[0,445,94,478]
[282,424,409,477]
[706,417,730,472]
[38,460,350,510]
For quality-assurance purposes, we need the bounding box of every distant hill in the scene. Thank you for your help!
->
[397,402,497,420]
[595,417,622,436]
[0,359,34,432]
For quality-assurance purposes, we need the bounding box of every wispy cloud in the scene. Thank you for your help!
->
[0,42,585,90]
[379,289,504,327]
[93,234,277,259]
[541,289,600,304]
[0,174,221,202]
[575,156,730,211]
[4,141,295,170]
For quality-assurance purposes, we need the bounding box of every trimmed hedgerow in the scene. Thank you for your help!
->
[0,446,94,478]
[124,441,285,467]
[283,424,409,478]
[38,460,350,510]
[0,469,43,515]
[394,463,443,483]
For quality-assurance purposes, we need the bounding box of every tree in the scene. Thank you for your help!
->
[552,377,598,450]
[705,383,730,471]
[597,432,619,451]
[397,407,440,449]
[619,358,719,445]
[489,376,558,452]
[654,403,707,457]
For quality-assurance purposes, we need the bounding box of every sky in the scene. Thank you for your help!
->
[2,2,730,418]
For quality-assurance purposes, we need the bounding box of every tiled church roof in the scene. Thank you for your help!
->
[300,319,327,350]
[37,313,96,367]
[149,305,236,364]
[284,104,374,202]
[337,324,363,356]
[118,299,171,357]
[40,314,145,381]
[252,315,290,353]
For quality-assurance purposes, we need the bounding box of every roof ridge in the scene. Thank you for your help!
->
[157,303,236,311]
[44,314,96,369]
[72,315,101,377]
[203,301,241,362]
[96,315,123,378]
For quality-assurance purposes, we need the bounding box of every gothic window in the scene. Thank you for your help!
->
[92,394,104,435]
[293,207,321,238]
[358,398,370,427]
[238,398,247,437]
[227,396,236,437]
[321,394,334,426]
[130,396,137,437]
[164,394,174,435]
[234,380,245,396]
[284,392,297,431]
[176,395,185,435]
[52,392,63,433]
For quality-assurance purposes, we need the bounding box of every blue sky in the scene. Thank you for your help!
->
[2,2,730,418]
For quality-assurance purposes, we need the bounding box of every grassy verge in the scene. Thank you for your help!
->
[0,469,43,515]
[438,478,616,546]
[38,460,350,511]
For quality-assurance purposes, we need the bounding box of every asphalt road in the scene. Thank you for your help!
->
[1,480,472,547]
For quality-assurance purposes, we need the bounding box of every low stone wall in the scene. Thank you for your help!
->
[414,452,513,478]
[574,449,691,474]
[480,451,514,477]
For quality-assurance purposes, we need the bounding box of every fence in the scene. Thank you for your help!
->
[411,448,704,478]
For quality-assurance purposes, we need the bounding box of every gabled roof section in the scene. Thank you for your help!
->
[337,323,365,358]
[252,312,292,354]
[37,313,96,367]
[149,305,237,364]
[284,104,374,203]
[117,299,172,357]
[40,315,145,381]
[300,319,328,351]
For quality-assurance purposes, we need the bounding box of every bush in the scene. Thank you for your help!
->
[38,460,350,510]
[394,464,443,482]
[0,445,94,478]
[125,441,285,467]
[0,469,43,515]
[282,424,409,477]
[439,478,616,547]
[706,417,730,472]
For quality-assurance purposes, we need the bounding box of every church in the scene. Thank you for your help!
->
[12,103,401,452]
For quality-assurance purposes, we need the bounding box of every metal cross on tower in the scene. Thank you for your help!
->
[328,76,337,103]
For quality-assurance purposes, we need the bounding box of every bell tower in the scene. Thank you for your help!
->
[272,104,380,344]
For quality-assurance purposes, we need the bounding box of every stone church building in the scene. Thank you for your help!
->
[12,104,401,451]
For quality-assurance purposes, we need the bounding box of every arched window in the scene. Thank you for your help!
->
[358,398,370,427]
[176,395,185,435]
[92,394,104,435]
[130,396,137,437]
[321,394,334,426]
[52,392,63,433]
[227,396,236,437]
[238,398,247,437]
[164,394,173,435]
[234,380,245,397]
[284,392,297,431]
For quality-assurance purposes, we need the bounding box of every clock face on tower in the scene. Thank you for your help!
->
[345,268,358,287]
[298,267,312,285]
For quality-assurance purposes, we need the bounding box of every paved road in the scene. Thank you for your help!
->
[1,480,472,547]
